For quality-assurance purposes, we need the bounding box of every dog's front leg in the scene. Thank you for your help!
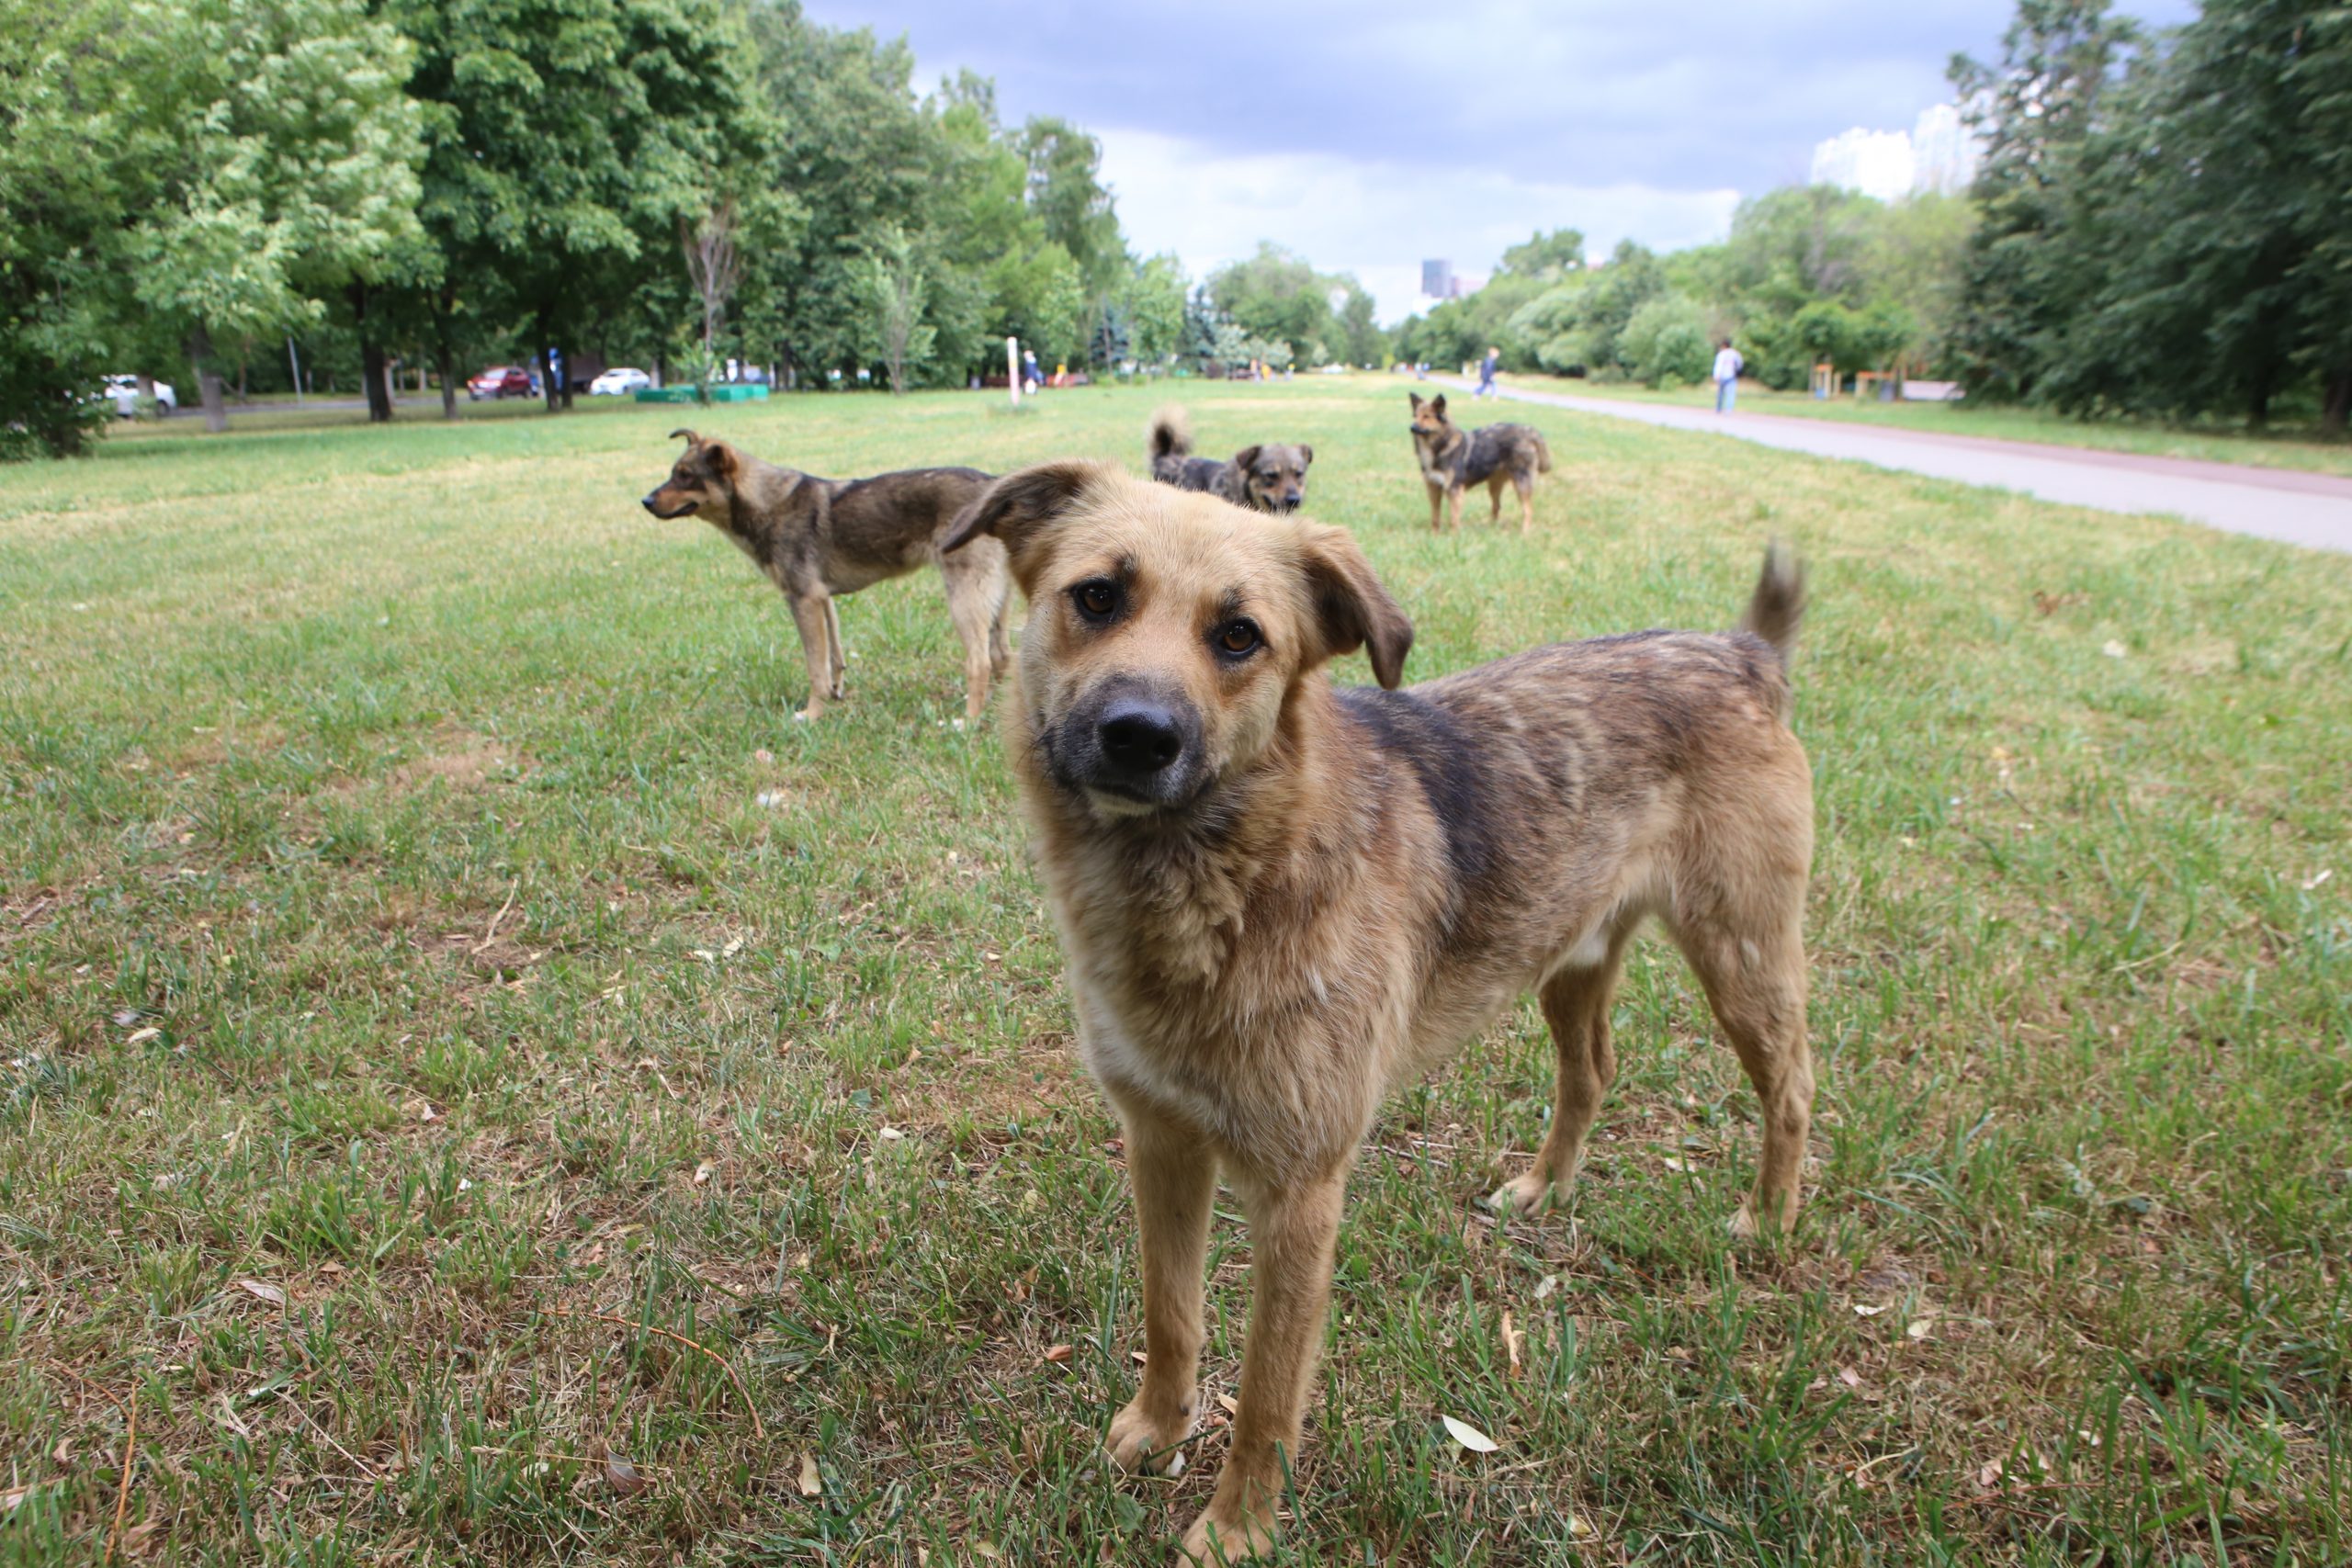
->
[1105,1105,1214,1478]
[786,590,834,720]
[1181,1168,1347,1563]
[821,599,847,701]
[1425,480,1445,532]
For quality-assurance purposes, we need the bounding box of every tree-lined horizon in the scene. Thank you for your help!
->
[4,0,2342,457]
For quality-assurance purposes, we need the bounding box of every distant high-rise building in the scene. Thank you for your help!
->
[1809,128,1916,202]
[1811,105,1983,201]
[1910,103,1982,195]
[1421,258,1453,299]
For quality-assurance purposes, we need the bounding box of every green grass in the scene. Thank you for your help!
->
[1537,378,2352,479]
[4,377,2348,1563]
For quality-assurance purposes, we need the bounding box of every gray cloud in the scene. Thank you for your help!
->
[797,0,2197,321]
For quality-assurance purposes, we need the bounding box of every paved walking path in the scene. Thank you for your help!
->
[1450,380,2352,554]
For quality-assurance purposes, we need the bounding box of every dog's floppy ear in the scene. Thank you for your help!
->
[942,460,1107,578]
[1231,445,1261,473]
[1300,523,1413,690]
[669,427,700,446]
[1297,444,1313,468]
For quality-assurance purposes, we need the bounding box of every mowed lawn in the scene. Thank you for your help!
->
[3,378,2348,1565]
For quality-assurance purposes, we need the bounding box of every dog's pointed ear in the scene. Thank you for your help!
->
[1430,393,1447,419]
[1297,444,1314,468]
[942,460,1107,579]
[705,440,738,479]
[1300,523,1412,690]
[1408,392,1424,412]
[1231,444,1261,473]
[669,427,700,446]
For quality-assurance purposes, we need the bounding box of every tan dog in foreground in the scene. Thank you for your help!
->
[944,464,1814,1560]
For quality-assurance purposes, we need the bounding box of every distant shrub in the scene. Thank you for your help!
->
[1621,296,1714,387]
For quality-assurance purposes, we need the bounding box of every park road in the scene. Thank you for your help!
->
[1449,379,2352,555]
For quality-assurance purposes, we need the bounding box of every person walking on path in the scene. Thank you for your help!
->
[1476,345,1500,399]
[1713,339,1744,413]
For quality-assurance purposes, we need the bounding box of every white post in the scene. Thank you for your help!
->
[1006,336,1020,409]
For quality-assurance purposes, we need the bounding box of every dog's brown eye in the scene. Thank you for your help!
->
[1073,581,1119,621]
[1216,620,1261,657]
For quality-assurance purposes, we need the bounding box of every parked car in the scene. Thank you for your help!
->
[96,374,175,417]
[589,367,650,396]
[467,366,537,400]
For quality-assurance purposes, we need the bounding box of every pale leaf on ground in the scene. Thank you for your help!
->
[1442,1415,1498,1452]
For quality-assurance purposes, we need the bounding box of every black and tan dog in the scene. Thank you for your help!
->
[1408,390,1554,534]
[1147,405,1313,513]
[641,431,1010,720]
[946,463,1813,1561]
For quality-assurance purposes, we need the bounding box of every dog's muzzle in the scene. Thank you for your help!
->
[1054,679,1204,811]
[641,493,697,518]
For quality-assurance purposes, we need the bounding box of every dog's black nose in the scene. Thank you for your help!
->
[640,495,659,513]
[1098,701,1184,776]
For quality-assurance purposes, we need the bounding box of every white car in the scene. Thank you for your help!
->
[98,375,175,417]
[589,367,651,396]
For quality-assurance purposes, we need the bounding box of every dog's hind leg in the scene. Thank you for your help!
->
[985,551,1012,678]
[1514,469,1536,536]
[1182,1167,1348,1562]
[1487,472,1507,524]
[1492,937,1626,1214]
[1668,893,1812,1238]
[940,547,1000,719]
[822,598,847,702]
[786,590,834,720]
[1104,1105,1215,1481]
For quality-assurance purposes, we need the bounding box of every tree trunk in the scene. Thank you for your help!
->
[188,325,228,434]
[350,281,393,424]
[2324,369,2350,436]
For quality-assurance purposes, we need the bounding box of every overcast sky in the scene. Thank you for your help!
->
[800,0,2196,323]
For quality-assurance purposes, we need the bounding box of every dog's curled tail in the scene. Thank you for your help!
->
[1148,404,1193,463]
[1532,430,1554,474]
[1738,541,1805,666]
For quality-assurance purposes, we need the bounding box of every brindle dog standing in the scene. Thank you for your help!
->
[946,463,1814,1561]
[1408,390,1554,534]
[641,430,1010,720]
[1147,405,1314,513]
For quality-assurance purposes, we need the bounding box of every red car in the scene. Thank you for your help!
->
[467,366,536,400]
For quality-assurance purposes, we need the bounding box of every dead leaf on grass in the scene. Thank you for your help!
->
[1042,1344,1073,1364]
[604,1452,650,1497]
[797,1452,821,1497]
[233,1279,286,1308]
[1442,1415,1498,1453]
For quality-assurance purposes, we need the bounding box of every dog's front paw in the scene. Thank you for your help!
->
[1107,1395,1194,1477]
[1178,1495,1279,1563]
[1488,1170,1558,1215]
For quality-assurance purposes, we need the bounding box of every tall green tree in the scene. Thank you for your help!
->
[0,0,134,456]
[391,0,779,412]
[118,0,425,431]
[1945,0,2144,401]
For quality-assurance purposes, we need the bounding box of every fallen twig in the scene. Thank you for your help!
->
[105,1382,138,1566]
[548,1308,764,1439]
